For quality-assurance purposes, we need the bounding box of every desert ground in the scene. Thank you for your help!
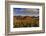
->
[13,16,39,28]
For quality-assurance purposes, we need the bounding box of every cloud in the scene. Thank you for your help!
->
[13,8,39,16]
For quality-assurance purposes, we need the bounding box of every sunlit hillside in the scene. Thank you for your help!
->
[13,16,39,28]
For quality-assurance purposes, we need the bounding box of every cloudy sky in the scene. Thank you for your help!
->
[13,8,39,16]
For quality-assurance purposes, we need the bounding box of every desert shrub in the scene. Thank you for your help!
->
[19,22,24,27]
[13,23,19,28]
[31,18,39,27]
[23,23,28,27]
[33,24,39,27]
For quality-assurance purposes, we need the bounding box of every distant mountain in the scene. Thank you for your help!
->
[14,16,39,20]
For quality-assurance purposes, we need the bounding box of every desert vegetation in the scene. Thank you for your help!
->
[13,16,39,28]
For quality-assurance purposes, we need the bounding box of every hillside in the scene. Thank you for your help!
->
[13,16,39,28]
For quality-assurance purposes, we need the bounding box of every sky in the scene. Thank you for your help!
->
[13,8,39,16]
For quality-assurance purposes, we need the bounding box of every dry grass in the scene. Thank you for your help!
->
[13,16,39,28]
